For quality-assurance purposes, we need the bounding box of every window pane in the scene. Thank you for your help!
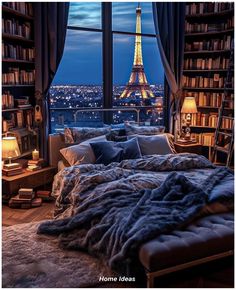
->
[113,34,164,125]
[49,30,103,133]
[112,2,155,34]
[68,2,101,29]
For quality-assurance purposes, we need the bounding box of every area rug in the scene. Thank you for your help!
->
[2,222,138,288]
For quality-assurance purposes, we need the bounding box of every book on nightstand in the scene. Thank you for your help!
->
[2,166,23,176]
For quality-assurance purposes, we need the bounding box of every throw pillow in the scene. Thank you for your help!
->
[64,127,111,144]
[60,135,107,166]
[128,134,174,155]
[125,123,165,136]
[90,138,141,165]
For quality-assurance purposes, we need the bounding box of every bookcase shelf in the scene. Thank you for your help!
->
[2,5,34,20]
[183,69,228,73]
[184,50,231,55]
[183,87,233,92]
[185,28,234,38]
[2,33,34,44]
[2,84,35,88]
[2,58,35,64]
[2,3,38,157]
[2,106,33,113]
[182,2,234,150]
[185,9,234,20]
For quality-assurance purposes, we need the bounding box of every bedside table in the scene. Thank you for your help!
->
[2,166,57,200]
[174,142,202,154]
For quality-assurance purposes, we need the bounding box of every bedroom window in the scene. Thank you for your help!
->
[49,2,164,133]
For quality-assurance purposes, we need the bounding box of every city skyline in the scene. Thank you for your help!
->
[52,2,164,86]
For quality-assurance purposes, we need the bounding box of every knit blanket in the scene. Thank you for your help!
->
[38,165,233,274]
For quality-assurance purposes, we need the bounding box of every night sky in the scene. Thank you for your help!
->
[53,2,164,86]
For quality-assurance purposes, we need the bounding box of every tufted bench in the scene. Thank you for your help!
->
[139,212,234,287]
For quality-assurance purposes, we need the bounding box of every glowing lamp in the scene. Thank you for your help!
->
[181,97,197,140]
[2,137,21,163]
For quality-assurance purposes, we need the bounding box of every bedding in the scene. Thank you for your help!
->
[38,153,234,277]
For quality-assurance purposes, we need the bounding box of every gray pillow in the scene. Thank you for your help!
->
[128,134,174,155]
[125,123,165,136]
[60,135,107,166]
[64,127,111,144]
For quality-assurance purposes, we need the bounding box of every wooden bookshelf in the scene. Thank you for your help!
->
[182,2,234,149]
[2,2,38,158]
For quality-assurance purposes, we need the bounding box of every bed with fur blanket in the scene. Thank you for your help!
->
[2,153,234,287]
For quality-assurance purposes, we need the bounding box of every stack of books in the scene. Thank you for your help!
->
[27,158,45,171]
[9,188,42,209]
[2,162,23,176]
[36,190,52,201]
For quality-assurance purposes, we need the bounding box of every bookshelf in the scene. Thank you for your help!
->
[182,2,234,148]
[2,2,38,157]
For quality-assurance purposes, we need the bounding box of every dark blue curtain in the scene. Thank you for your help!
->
[34,2,69,160]
[152,3,186,137]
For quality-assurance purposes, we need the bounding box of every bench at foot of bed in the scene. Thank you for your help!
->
[138,213,234,288]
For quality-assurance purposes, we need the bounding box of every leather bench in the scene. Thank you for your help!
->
[139,212,234,287]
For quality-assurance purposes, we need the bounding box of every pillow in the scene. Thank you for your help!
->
[90,138,141,165]
[60,135,107,166]
[106,128,127,142]
[64,127,111,144]
[125,123,165,136]
[128,134,174,155]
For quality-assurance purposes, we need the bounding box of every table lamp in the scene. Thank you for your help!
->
[181,97,197,141]
[2,137,21,164]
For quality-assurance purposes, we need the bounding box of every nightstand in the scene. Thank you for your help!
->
[2,166,56,201]
[174,142,202,154]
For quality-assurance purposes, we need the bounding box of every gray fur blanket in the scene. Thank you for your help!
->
[38,165,233,274]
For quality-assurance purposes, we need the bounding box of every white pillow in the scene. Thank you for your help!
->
[60,135,107,166]
[128,134,174,155]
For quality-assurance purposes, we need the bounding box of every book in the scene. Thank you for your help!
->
[36,190,52,200]
[36,190,51,197]
[32,197,42,207]
[19,188,33,194]
[3,162,20,170]
[10,194,33,204]
[26,165,41,171]
[28,158,45,166]
[19,188,34,199]
[2,167,23,176]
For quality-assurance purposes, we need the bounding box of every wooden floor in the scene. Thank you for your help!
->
[2,201,55,227]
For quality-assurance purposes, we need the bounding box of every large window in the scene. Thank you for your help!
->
[49,2,164,133]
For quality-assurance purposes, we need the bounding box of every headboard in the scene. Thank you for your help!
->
[48,133,66,167]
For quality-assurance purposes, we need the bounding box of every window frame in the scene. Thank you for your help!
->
[49,2,166,131]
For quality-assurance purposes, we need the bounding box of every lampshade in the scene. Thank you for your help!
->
[2,137,21,159]
[181,97,198,114]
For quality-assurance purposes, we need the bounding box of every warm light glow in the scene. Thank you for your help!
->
[2,137,21,159]
[181,97,198,114]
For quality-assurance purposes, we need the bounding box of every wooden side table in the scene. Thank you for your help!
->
[174,142,202,155]
[2,166,57,200]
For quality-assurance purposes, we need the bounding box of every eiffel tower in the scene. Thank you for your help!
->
[120,4,154,99]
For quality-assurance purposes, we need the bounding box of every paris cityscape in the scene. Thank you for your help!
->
[49,4,164,132]
[49,84,164,132]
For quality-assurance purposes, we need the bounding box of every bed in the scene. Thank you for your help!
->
[2,129,234,288]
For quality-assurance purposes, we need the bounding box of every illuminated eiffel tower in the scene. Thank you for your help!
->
[120,4,154,99]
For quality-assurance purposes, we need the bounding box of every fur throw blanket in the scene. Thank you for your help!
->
[38,167,232,274]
